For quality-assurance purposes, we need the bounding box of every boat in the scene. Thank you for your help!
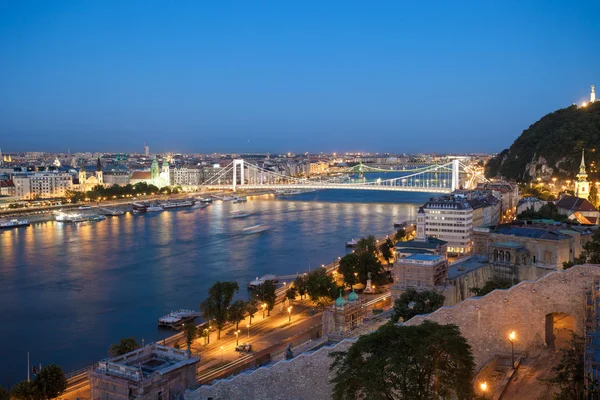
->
[105,210,125,216]
[78,205,92,210]
[222,196,235,201]
[55,212,106,223]
[199,198,213,203]
[0,219,31,229]
[132,202,148,214]
[345,238,359,248]
[191,202,209,210]
[248,274,279,289]
[157,309,201,328]
[242,224,270,235]
[146,204,164,212]
[230,211,252,219]
[233,196,247,203]
[161,199,196,209]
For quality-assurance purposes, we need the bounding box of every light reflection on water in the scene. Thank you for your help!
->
[0,191,432,381]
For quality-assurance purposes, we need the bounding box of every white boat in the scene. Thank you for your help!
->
[199,198,213,203]
[222,196,235,201]
[230,211,252,219]
[345,238,359,248]
[55,211,106,223]
[146,204,164,212]
[242,224,270,235]
[157,309,200,328]
[233,196,247,203]
[0,219,30,229]
[162,199,195,209]
[78,205,92,210]
[248,274,279,289]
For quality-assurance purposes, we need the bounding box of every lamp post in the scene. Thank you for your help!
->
[220,346,223,363]
[262,303,267,319]
[287,306,292,324]
[235,330,240,346]
[480,381,488,398]
[508,331,516,369]
[247,323,250,338]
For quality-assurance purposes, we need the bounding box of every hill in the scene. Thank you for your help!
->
[485,101,600,182]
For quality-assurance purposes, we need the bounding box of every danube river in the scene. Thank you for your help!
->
[0,189,435,382]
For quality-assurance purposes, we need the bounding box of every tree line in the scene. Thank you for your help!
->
[65,182,182,203]
[0,365,67,400]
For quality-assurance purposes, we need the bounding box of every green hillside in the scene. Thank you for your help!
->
[485,101,600,181]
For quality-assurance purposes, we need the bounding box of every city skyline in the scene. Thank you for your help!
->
[1,2,599,153]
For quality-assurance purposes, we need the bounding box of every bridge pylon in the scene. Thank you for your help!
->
[232,159,244,192]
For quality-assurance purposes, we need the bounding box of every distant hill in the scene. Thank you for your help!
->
[485,101,600,182]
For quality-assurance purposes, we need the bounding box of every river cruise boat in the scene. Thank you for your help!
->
[104,209,125,216]
[157,309,200,328]
[242,224,270,235]
[78,205,92,210]
[233,196,247,203]
[0,219,31,229]
[248,274,279,289]
[132,202,148,214]
[161,199,195,209]
[222,196,235,201]
[146,203,164,212]
[230,211,252,218]
[199,198,213,203]
[55,212,106,223]
[345,238,359,248]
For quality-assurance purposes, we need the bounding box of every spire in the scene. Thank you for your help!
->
[580,149,587,174]
[592,85,596,103]
[96,157,102,172]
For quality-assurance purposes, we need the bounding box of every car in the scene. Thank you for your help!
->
[235,343,252,352]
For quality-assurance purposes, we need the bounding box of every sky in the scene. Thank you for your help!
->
[1,1,599,154]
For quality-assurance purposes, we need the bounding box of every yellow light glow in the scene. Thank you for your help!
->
[480,381,487,392]
[582,102,589,108]
[509,331,516,341]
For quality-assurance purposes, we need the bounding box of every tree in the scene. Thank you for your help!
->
[183,323,197,351]
[305,267,338,309]
[545,334,586,399]
[109,337,140,357]
[33,364,67,399]
[330,321,475,400]
[470,278,514,296]
[354,235,378,255]
[391,288,445,322]
[285,286,298,304]
[590,185,599,208]
[394,228,407,242]
[568,228,600,266]
[200,281,239,339]
[356,252,386,286]
[563,253,587,269]
[246,298,259,325]
[0,386,9,400]
[517,202,568,222]
[338,253,360,288]
[379,237,395,266]
[10,381,38,400]
[294,275,308,299]
[228,299,247,330]
[255,281,277,316]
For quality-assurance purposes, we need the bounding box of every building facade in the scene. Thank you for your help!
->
[420,196,473,255]
[13,172,73,199]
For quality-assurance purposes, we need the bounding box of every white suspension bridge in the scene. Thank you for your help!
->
[202,159,487,193]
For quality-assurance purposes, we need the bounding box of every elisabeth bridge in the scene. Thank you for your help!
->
[202,159,488,193]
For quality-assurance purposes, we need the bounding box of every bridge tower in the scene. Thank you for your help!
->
[232,159,245,192]
[451,159,460,191]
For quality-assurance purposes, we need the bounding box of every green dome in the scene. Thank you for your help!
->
[348,288,359,302]
[335,289,345,307]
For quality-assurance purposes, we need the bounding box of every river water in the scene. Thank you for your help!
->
[0,187,434,382]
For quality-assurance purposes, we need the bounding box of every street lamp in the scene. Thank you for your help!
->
[508,331,516,369]
[287,306,293,323]
[262,303,267,318]
[235,330,241,346]
[480,381,487,397]
[247,323,250,338]
[220,346,224,363]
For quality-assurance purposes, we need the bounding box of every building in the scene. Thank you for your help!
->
[78,158,104,192]
[419,196,474,255]
[173,166,203,187]
[322,289,367,340]
[516,197,546,216]
[467,195,501,227]
[103,171,130,187]
[89,344,199,400]
[472,223,593,269]
[129,156,171,188]
[393,254,448,289]
[395,237,448,258]
[555,194,600,225]
[0,179,16,196]
[13,172,73,199]
[309,161,328,175]
[575,150,590,199]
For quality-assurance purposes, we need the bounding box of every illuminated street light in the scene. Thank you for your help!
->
[247,323,250,338]
[480,381,487,397]
[220,345,224,363]
[235,330,241,346]
[288,306,293,323]
[508,331,516,369]
[262,303,267,318]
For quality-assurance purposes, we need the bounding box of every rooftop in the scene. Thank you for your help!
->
[493,226,570,241]
[491,241,526,249]
[447,256,489,279]
[396,237,447,250]
[406,254,443,262]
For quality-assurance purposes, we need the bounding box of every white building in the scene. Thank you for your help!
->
[418,195,474,255]
[14,172,73,199]
[173,166,203,187]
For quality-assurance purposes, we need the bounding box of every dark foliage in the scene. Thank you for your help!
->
[391,288,445,322]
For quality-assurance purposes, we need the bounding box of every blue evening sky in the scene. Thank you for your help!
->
[1,1,599,154]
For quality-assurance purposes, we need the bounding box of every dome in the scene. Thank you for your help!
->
[335,289,346,308]
[348,288,359,302]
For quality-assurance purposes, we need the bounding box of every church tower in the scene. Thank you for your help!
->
[575,150,590,199]
[592,85,596,103]
[78,160,87,192]
[161,159,170,187]
[95,158,104,186]
[415,207,427,242]
[150,156,160,186]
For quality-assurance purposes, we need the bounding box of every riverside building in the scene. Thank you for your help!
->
[418,195,474,256]
[13,172,73,199]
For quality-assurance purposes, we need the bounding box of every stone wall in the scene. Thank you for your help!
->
[405,264,599,369]
[185,340,355,400]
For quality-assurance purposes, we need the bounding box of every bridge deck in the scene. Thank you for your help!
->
[205,184,452,193]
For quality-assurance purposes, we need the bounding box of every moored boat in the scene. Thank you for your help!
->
[158,309,201,328]
[345,238,359,248]
[0,219,31,229]
[146,203,164,212]
[199,198,213,203]
[233,196,247,203]
[161,199,195,209]
[242,224,270,235]
[248,274,279,289]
